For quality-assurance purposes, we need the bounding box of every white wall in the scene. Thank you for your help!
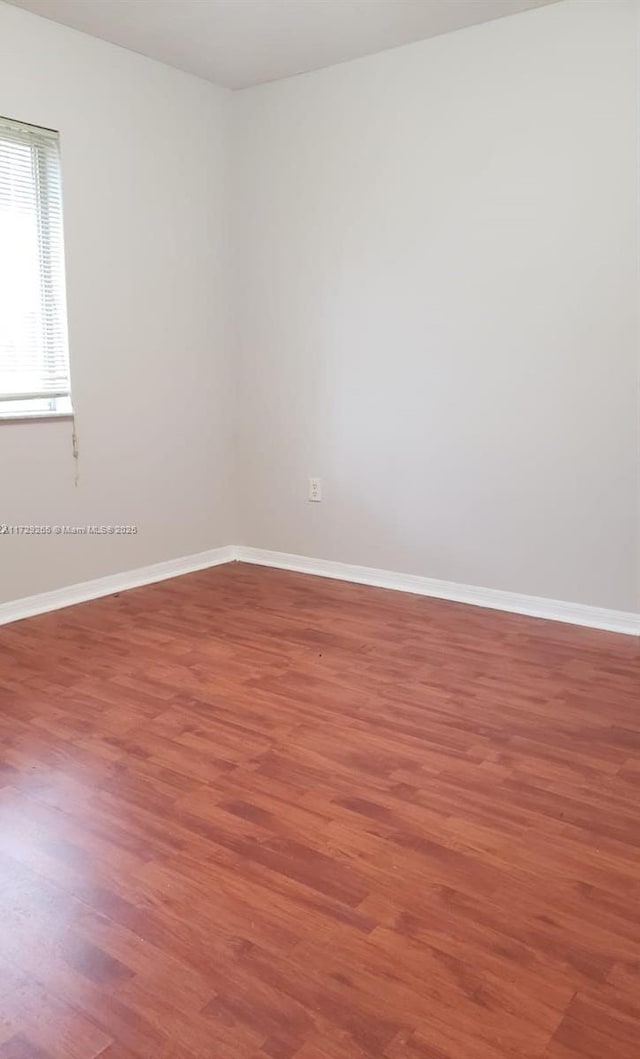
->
[0,2,233,603]
[232,0,639,612]
[1,0,637,616]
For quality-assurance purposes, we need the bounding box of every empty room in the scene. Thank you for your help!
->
[0,0,638,1056]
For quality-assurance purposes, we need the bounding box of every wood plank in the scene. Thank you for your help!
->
[0,562,638,1057]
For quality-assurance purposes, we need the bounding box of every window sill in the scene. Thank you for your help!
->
[0,411,74,424]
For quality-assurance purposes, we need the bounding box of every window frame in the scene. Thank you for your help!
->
[0,116,73,424]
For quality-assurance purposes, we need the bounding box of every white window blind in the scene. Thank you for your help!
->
[0,116,72,419]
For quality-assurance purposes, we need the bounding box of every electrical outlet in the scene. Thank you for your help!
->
[308,477,322,502]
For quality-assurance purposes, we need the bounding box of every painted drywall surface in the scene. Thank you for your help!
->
[0,2,234,603]
[1,0,637,615]
[232,0,639,612]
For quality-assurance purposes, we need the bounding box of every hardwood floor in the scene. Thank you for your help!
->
[0,561,639,1059]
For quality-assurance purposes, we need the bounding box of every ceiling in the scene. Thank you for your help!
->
[7,0,560,90]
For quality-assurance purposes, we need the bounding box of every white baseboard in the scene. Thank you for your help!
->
[1,543,638,636]
[235,546,640,637]
[0,545,236,627]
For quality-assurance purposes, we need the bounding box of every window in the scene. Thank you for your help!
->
[0,116,72,420]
